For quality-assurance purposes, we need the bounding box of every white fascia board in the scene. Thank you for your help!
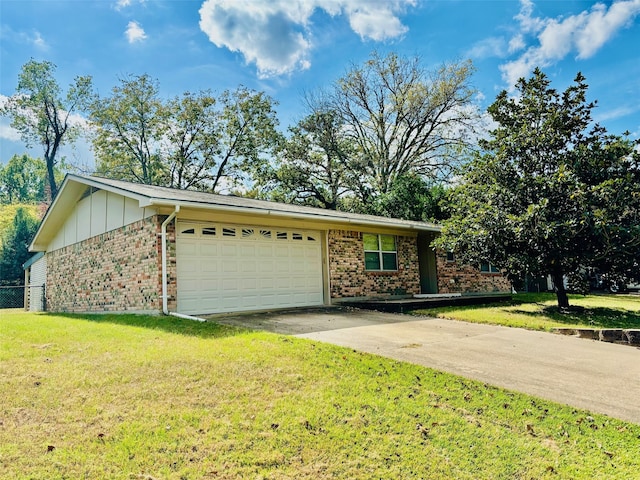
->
[148,199,442,233]
[66,174,152,207]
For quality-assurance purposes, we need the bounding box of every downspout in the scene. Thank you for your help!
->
[160,206,206,323]
[161,206,179,315]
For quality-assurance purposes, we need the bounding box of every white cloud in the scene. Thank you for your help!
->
[594,104,640,122]
[0,25,49,51]
[198,0,415,78]
[31,31,48,50]
[125,21,147,43]
[0,122,21,142]
[0,95,20,143]
[115,0,145,10]
[500,0,640,88]
[467,37,507,59]
[508,34,525,53]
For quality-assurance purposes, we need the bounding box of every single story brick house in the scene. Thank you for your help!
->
[26,175,510,315]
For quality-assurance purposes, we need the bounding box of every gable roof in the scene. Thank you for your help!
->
[30,174,441,251]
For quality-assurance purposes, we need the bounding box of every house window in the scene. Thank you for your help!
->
[363,234,397,271]
[480,262,500,273]
[446,252,455,262]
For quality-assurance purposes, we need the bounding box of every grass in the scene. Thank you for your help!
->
[1,309,639,479]
[412,293,640,332]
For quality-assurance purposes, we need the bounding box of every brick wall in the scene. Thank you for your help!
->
[436,251,511,294]
[328,230,420,299]
[46,216,163,313]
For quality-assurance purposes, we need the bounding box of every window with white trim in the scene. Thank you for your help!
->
[480,262,500,273]
[363,233,397,271]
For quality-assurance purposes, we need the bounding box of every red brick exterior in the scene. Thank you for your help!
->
[328,230,421,299]
[46,216,167,313]
[44,216,509,313]
[436,251,511,294]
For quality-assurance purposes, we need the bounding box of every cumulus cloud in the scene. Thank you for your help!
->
[125,20,147,43]
[500,0,640,88]
[198,0,415,78]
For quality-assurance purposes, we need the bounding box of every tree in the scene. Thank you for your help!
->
[435,68,640,308]
[164,91,218,190]
[0,207,39,286]
[91,77,280,192]
[201,87,280,193]
[2,59,93,200]
[91,74,168,185]
[327,51,478,199]
[0,154,47,204]
[258,110,357,209]
[367,173,450,222]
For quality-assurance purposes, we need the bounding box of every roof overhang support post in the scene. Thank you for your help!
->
[161,206,180,315]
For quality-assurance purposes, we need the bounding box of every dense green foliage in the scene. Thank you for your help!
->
[2,310,638,479]
[436,69,640,308]
[365,173,450,222]
[0,207,39,285]
[91,75,281,192]
[0,154,65,204]
[0,154,46,204]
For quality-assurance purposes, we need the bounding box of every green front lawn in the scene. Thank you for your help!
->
[412,293,640,331]
[1,309,639,479]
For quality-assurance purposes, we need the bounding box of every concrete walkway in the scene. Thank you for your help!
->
[211,308,640,424]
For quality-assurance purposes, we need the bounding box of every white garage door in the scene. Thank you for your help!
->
[176,222,324,315]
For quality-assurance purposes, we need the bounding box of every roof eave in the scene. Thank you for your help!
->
[148,199,442,233]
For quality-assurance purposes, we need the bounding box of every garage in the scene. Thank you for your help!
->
[176,221,325,315]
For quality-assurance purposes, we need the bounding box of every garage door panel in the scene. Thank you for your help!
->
[177,222,323,315]
[200,243,219,256]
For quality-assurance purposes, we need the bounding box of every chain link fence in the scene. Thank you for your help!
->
[0,285,46,310]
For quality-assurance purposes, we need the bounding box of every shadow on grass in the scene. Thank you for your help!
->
[510,306,640,329]
[47,312,252,339]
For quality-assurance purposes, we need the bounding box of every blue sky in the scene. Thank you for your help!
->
[1,0,640,166]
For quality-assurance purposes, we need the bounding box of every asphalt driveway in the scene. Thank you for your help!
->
[210,307,640,424]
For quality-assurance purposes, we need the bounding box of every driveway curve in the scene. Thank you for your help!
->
[211,308,640,424]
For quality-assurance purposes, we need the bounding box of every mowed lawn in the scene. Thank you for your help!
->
[412,293,640,331]
[1,310,639,479]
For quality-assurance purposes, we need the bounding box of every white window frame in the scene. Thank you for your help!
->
[363,234,398,271]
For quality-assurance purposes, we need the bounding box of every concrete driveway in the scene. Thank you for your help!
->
[210,307,640,424]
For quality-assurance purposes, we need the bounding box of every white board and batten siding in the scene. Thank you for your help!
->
[177,221,324,315]
[48,188,157,251]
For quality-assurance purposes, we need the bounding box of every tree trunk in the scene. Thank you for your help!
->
[551,271,570,309]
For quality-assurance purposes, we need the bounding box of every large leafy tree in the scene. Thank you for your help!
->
[436,68,640,308]
[259,110,356,209]
[2,60,93,200]
[165,91,218,190]
[91,76,280,192]
[91,74,168,185]
[203,87,280,192]
[328,51,478,200]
